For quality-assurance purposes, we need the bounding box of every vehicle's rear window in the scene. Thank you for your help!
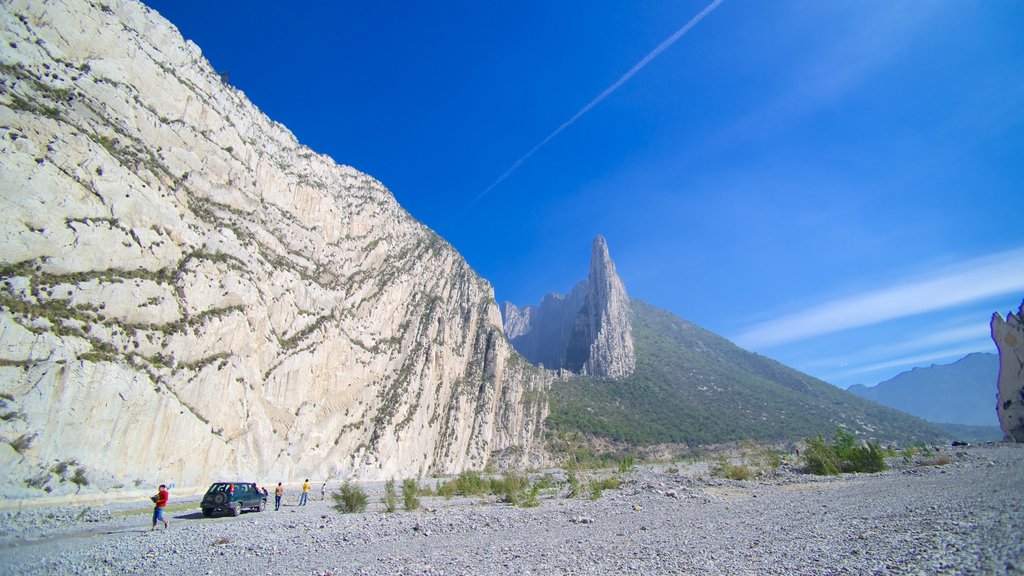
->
[208,483,244,492]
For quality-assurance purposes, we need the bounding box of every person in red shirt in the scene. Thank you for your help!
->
[151,484,169,530]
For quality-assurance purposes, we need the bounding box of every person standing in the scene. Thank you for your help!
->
[320,482,326,501]
[274,482,283,511]
[300,479,311,506]
[151,484,169,531]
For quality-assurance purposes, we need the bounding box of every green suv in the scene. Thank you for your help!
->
[201,482,267,517]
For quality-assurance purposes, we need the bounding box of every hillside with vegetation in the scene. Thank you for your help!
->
[547,300,946,446]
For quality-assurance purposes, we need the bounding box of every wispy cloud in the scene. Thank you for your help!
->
[456,0,724,217]
[833,343,993,379]
[801,322,991,371]
[733,247,1024,349]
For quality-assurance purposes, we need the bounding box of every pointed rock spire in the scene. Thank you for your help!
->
[581,236,635,378]
[992,300,1024,442]
[504,236,635,379]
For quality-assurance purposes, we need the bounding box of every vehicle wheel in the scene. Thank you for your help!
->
[202,508,213,517]
[230,503,240,517]
[257,499,265,512]
[213,493,228,506]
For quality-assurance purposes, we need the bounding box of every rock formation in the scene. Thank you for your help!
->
[0,0,549,498]
[502,236,635,378]
[991,300,1024,442]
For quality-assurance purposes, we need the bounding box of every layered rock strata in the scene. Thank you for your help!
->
[502,236,635,379]
[0,0,549,497]
[991,300,1024,442]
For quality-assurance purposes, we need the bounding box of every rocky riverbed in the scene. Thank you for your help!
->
[1,444,1021,575]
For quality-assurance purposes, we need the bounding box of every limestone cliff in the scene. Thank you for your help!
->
[992,300,1024,442]
[502,236,635,378]
[0,0,549,498]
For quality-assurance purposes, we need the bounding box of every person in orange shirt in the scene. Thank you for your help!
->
[151,484,169,530]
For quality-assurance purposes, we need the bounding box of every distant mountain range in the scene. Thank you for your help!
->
[504,239,944,447]
[847,353,999,428]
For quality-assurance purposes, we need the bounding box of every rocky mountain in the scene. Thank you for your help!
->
[847,353,999,427]
[992,300,1024,442]
[502,236,635,378]
[548,300,946,447]
[0,0,549,498]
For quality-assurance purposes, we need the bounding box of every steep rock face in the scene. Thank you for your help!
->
[503,282,587,371]
[992,301,1024,442]
[577,236,635,378]
[0,0,549,498]
[502,236,634,378]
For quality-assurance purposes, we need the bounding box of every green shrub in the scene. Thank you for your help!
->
[401,478,420,511]
[844,441,887,473]
[802,430,888,475]
[25,473,50,489]
[382,479,397,513]
[10,433,34,454]
[333,481,368,513]
[589,476,621,499]
[455,471,489,495]
[70,467,89,487]
[490,472,529,504]
[435,480,457,499]
[711,457,755,481]
[532,473,558,490]
[803,434,842,475]
[618,455,635,473]
[566,470,585,499]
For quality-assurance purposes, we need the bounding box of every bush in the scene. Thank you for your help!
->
[455,471,489,495]
[10,433,34,454]
[25,473,50,489]
[589,476,621,500]
[804,434,842,475]
[333,481,368,513]
[566,470,585,499]
[435,480,457,499]
[520,484,541,508]
[618,455,635,473]
[401,478,420,511]
[802,430,888,475]
[436,470,490,497]
[711,458,755,481]
[917,454,951,467]
[382,479,397,513]
[70,467,89,487]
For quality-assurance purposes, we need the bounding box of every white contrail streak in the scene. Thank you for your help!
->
[465,0,725,211]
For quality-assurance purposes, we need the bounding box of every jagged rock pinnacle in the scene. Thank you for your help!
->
[992,300,1024,442]
[503,236,635,379]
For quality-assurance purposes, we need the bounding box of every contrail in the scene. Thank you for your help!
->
[460,0,725,215]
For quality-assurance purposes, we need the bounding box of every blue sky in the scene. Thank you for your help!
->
[144,0,1024,389]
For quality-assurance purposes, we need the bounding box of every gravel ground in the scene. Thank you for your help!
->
[1,444,1021,575]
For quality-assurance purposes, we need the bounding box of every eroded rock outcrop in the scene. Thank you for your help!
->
[502,236,635,378]
[0,0,549,498]
[992,300,1024,442]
